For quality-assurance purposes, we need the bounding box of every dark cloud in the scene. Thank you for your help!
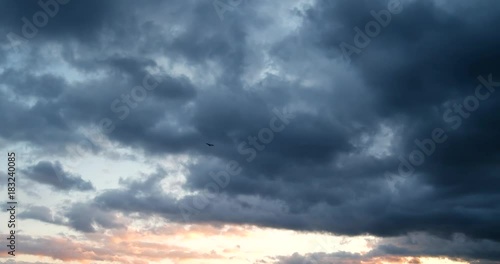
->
[64,202,124,232]
[0,0,115,45]
[24,161,94,191]
[274,233,500,264]
[17,203,123,233]
[0,69,65,99]
[19,205,65,225]
[273,252,368,264]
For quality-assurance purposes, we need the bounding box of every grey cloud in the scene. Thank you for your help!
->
[0,0,499,262]
[64,202,125,232]
[0,69,65,99]
[19,205,65,225]
[274,233,500,264]
[24,161,94,191]
[17,203,123,234]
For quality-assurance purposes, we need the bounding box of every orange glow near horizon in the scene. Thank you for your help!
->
[0,220,471,264]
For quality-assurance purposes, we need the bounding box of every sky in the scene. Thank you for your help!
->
[0,0,500,263]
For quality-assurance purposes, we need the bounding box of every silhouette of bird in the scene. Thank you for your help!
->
[206,143,214,147]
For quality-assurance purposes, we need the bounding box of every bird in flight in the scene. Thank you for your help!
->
[206,143,214,147]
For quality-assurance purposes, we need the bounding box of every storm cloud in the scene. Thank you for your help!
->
[2,0,500,262]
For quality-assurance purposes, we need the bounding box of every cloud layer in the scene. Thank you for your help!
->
[1,0,500,263]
